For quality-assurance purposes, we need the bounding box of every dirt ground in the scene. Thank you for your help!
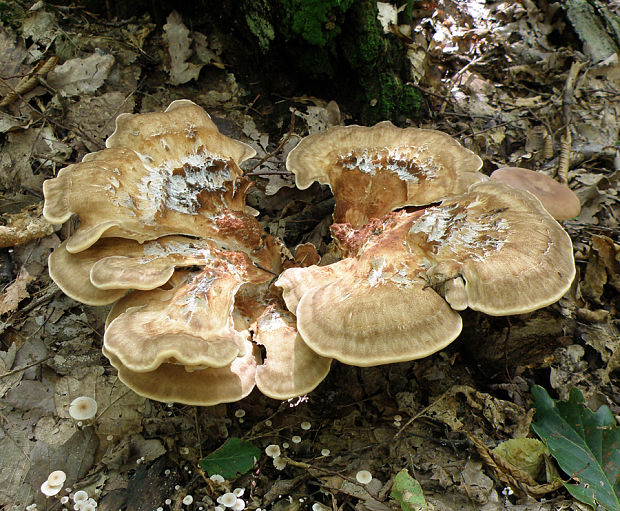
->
[0,1,618,511]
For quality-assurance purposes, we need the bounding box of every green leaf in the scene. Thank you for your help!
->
[492,438,549,481]
[199,438,261,480]
[391,469,428,511]
[531,385,620,511]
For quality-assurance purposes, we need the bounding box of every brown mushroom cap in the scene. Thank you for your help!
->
[276,181,575,365]
[254,305,332,399]
[104,266,251,373]
[103,340,258,406]
[42,100,266,258]
[490,167,581,220]
[286,122,485,228]
[407,181,575,315]
[276,230,463,366]
[49,236,271,306]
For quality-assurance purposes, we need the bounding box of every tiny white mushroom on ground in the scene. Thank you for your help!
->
[182,495,193,505]
[210,474,225,483]
[47,470,67,487]
[291,435,302,444]
[218,493,237,507]
[234,409,246,418]
[300,421,311,430]
[273,456,287,470]
[356,470,373,484]
[265,444,281,458]
[69,397,98,420]
[73,490,88,502]
[321,448,330,456]
[40,481,62,497]
[233,498,245,511]
[233,488,244,497]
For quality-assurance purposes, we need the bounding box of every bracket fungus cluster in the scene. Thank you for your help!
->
[43,102,576,406]
[276,124,575,366]
[42,100,329,405]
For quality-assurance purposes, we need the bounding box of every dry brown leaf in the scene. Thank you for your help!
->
[0,267,34,315]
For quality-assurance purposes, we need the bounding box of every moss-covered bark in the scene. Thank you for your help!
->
[58,0,421,124]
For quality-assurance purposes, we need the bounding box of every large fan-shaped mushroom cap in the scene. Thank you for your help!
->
[407,181,575,315]
[104,264,256,373]
[48,236,271,306]
[276,181,575,366]
[103,340,258,406]
[254,305,332,399]
[42,100,266,258]
[286,122,485,227]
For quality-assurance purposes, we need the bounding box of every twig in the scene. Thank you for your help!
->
[394,388,452,437]
[556,60,584,183]
[0,56,58,108]
[439,52,492,115]
[0,356,53,379]
[194,407,203,459]
[247,111,296,172]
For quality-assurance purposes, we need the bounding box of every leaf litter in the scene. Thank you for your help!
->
[0,1,618,510]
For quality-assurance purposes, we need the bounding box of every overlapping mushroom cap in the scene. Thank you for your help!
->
[276,181,575,366]
[42,100,273,264]
[286,121,486,227]
[490,166,581,220]
[104,270,331,405]
[48,235,273,306]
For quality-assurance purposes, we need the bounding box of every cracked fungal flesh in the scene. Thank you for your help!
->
[103,255,272,374]
[286,121,486,228]
[276,181,575,366]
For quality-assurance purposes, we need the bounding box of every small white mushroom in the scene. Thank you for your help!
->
[73,490,89,502]
[47,470,67,487]
[356,470,373,484]
[69,397,98,421]
[265,444,281,458]
[217,493,237,508]
[40,480,62,497]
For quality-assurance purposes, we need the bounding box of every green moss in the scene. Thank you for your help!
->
[245,11,275,52]
[278,0,354,47]
[360,73,421,124]
[241,0,421,123]
[0,1,19,27]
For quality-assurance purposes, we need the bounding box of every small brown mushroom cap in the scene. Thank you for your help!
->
[104,266,250,372]
[254,305,332,399]
[103,340,258,406]
[287,122,485,227]
[490,167,581,220]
